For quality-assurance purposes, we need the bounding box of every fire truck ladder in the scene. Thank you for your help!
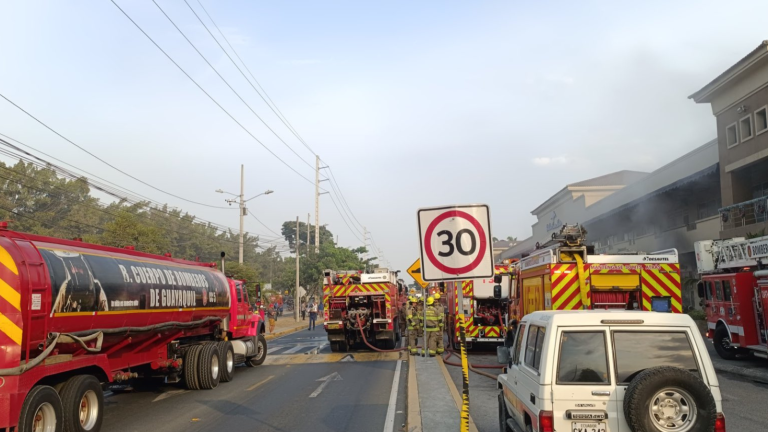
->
[712,238,764,270]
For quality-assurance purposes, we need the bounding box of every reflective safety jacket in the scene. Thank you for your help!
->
[406,303,421,329]
[425,305,442,331]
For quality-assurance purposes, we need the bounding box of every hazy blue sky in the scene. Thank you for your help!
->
[1,1,766,275]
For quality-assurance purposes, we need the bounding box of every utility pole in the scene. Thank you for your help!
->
[315,156,320,253]
[238,165,245,263]
[307,213,311,254]
[295,216,300,323]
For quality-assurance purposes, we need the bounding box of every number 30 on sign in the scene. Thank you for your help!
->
[417,204,494,282]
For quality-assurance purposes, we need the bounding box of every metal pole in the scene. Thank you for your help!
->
[422,284,428,357]
[295,216,300,322]
[315,155,320,253]
[307,213,311,254]
[238,164,244,264]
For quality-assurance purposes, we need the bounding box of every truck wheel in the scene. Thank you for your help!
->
[339,341,349,352]
[197,343,221,390]
[183,345,203,390]
[218,341,235,383]
[330,342,339,352]
[246,334,267,367]
[713,326,739,360]
[59,375,103,432]
[18,385,63,432]
[498,392,511,432]
[383,337,396,350]
[623,366,716,432]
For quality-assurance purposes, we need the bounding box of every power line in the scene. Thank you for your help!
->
[152,0,315,171]
[0,93,233,210]
[194,0,316,156]
[326,193,364,244]
[109,0,318,187]
[248,212,284,238]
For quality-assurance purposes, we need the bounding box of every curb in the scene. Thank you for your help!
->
[265,321,322,341]
[407,358,422,432]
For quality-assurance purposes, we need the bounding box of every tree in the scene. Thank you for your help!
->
[506,236,517,242]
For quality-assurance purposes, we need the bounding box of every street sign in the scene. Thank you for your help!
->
[407,258,429,288]
[417,204,493,281]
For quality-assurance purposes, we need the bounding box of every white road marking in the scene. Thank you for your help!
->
[267,346,283,354]
[383,360,403,432]
[309,372,342,398]
[283,345,308,354]
[152,389,189,402]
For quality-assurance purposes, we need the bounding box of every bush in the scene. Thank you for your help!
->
[687,309,706,320]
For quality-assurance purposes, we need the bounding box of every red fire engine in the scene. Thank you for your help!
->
[695,235,768,359]
[0,227,266,432]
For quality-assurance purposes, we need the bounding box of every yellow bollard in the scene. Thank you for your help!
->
[457,315,470,432]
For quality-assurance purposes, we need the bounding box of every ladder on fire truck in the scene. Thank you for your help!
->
[697,236,768,273]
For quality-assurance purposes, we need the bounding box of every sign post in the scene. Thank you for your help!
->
[418,204,494,429]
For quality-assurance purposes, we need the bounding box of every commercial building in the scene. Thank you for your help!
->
[690,41,768,239]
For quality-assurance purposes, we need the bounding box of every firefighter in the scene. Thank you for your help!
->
[406,296,420,355]
[433,292,445,354]
[424,296,442,357]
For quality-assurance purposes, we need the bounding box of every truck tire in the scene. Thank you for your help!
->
[218,341,235,383]
[330,342,340,352]
[383,337,396,350]
[183,345,203,390]
[498,392,511,432]
[246,334,267,367]
[59,375,103,432]
[623,366,716,432]
[713,325,739,360]
[18,385,63,432]
[197,343,221,390]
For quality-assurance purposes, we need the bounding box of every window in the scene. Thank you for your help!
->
[714,280,723,301]
[697,199,721,220]
[722,280,732,302]
[756,106,768,135]
[524,326,546,371]
[236,285,243,302]
[726,122,738,148]
[557,332,609,384]
[613,332,699,383]
[512,324,526,365]
[704,281,713,301]
[740,114,754,142]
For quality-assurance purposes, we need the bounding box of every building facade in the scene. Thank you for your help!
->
[691,41,768,238]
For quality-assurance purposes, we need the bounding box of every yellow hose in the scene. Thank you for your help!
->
[559,251,590,309]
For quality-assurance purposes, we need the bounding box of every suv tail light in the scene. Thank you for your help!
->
[539,411,554,432]
[715,413,726,432]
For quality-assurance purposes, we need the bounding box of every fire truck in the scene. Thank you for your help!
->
[322,268,404,351]
[445,263,517,349]
[513,224,682,318]
[695,235,768,360]
[0,226,267,432]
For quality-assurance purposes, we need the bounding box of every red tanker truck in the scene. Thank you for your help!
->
[0,226,267,432]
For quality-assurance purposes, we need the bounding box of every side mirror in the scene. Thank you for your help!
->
[696,281,705,299]
[497,346,511,365]
[493,284,502,299]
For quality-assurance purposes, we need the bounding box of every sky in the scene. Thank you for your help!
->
[0,0,767,277]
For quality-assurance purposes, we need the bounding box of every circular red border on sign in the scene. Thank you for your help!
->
[424,209,487,275]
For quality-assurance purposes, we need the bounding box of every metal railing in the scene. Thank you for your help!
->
[719,195,768,231]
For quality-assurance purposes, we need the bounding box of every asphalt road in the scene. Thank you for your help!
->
[102,329,408,432]
[447,344,768,432]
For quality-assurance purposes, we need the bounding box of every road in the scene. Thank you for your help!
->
[102,329,408,432]
[447,346,768,432]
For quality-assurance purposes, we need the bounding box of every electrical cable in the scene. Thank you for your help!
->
[109,0,318,187]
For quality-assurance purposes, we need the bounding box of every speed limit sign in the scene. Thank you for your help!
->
[417,204,494,281]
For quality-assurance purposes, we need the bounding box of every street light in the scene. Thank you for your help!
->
[216,165,274,264]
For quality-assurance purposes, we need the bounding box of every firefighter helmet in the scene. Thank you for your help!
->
[433,293,441,300]
[427,296,435,305]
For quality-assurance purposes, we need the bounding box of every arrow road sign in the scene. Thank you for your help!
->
[417,204,493,282]
[407,258,429,288]
[309,372,343,398]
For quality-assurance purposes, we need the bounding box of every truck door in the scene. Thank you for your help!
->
[551,328,618,432]
[758,279,768,344]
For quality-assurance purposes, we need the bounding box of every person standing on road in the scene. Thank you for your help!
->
[406,296,420,355]
[308,302,318,331]
[433,292,445,355]
[424,296,441,357]
[267,303,278,334]
[301,301,307,320]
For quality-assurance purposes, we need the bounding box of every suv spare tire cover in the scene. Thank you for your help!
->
[623,366,716,432]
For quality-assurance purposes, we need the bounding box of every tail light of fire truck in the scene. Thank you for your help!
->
[324,309,329,321]
[386,306,391,320]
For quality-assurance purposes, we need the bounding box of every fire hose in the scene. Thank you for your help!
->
[442,349,504,380]
[355,316,410,352]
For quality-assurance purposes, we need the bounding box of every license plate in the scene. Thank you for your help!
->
[572,422,606,432]
[327,324,340,330]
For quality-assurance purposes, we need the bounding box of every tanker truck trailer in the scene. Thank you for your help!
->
[0,226,267,432]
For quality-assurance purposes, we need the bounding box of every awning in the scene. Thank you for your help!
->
[583,163,719,226]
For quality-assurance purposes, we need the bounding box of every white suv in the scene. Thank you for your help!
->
[497,310,726,432]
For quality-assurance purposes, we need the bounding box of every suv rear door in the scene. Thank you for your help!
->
[609,326,703,432]
[552,328,619,432]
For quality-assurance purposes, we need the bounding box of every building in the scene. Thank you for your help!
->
[493,239,516,261]
[500,170,648,259]
[690,41,768,238]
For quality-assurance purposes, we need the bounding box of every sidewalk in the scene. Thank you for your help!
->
[407,341,479,432]
[264,313,324,341]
